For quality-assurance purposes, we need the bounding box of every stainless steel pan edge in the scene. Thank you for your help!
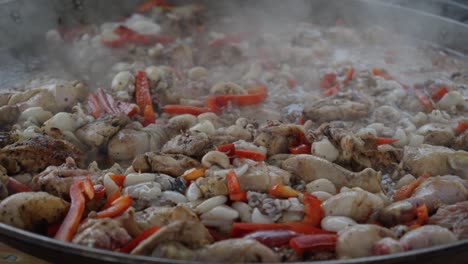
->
[0,0,467,263]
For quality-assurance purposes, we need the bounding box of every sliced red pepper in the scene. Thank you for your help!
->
[342,67,354,85]
[289,144,311,154]
[137,0,172,12]
[87,94,104,119]
[245,230,300,247]
[303,193,323,227]
[455,121,468,134]
[118,226,160,253]
[234,149,266,161]
[97,194,132,219]
[290,234,337,254]
[135,71,156,126]
[287,78,297,88]
[103,189,121,210]
[375,137,399,145]
[372,68,393,80]
[431,86,449,101]
[93,184,106,200]
[394,173,430,202]
[284,222,332,235]
[226,169,247,202]
[6,177,32,193]
[55,179,94,242]
[209,31,255,48]
[407,203,428,229]
[101,37,128,48]
[322,84,340,97]
[269,184,300,198]
[217,143,236,156]
[207,85,268,111]
[320,73,337,89]
[163,105,211,116]
[97,88,119,115]
[109,174,126,188]
[183,167,207,181]
[414,89,433,111]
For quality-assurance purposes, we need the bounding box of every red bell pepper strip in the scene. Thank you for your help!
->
[93,184,106,200]
[289,144,311,154]
[206,85,268,111]
[414,89,433,111]
[55,179,95,242]
[110,174,126,188]
[226,169,247,202]
[87,94,104,118]
[407,203,428,229]
[322,84,340,97]
[217,143,236,156]
[135,71,156,126]
[183,167,207,181]
[234,149,266,162]
[289,234,337,254]
[320,73,337,89]
[209,31,255,48]
[137,0,172,12]
[97,194,132,219]
[431,86,449,101]
[375,137,399,145]
[393,173,430,202]
[245,230,300,247]
[118,226,160,253]
[303,193,323,227]
[342,67,354,85]
[103,189,121,210]
[163,105,211,116]
[6,177,32,193]
[231,222,332,237]
[287,78,297,88]
[455,121,468,134]
[269,184,300,198]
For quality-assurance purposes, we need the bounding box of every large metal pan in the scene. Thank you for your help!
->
[0,0,467,263]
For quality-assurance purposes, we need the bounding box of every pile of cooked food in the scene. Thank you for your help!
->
[0,1,467,262]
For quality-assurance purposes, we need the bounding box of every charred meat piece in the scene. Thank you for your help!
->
[131,153,200,177]
[0,135,82,174]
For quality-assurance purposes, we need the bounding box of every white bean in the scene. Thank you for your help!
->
[395,174,416,190]
[306,179,337,195]
[312,139,339,162]
[408,134,424,146]
[111,71,134,92]
[186,183,202,202]
[200,205,239,221]
[438,91,463,111]
[162,191,188,204]
[321,216,357,233]
[195,195,227,214]
[19,107,52,125]
[393,128,408,147]
[44,112,76,133]
[188,66,207,80]
[311,191,333,201]
[232,202,252,222]
[123,173,155,187]
[251,208,274,224]
[190,120,216,136]
[103,173,120,195]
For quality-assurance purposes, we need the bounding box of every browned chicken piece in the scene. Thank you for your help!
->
[31,157,100,198]
[72,218,132,250]
[131,153,200,177]
[429,201,468,239]
[0,105,20,126]
[75,115,129,149]
[195,239,281,263]
[134,205,198,231]
[0,135,82,174]
[0,192,69,232]
[402,144,468,179]
[379,175,468,226]
[161,132,212,158]
[131,220,213,256]
[303,98,370,123]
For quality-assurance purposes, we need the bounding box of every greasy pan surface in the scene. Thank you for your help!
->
[0,0,467,263]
